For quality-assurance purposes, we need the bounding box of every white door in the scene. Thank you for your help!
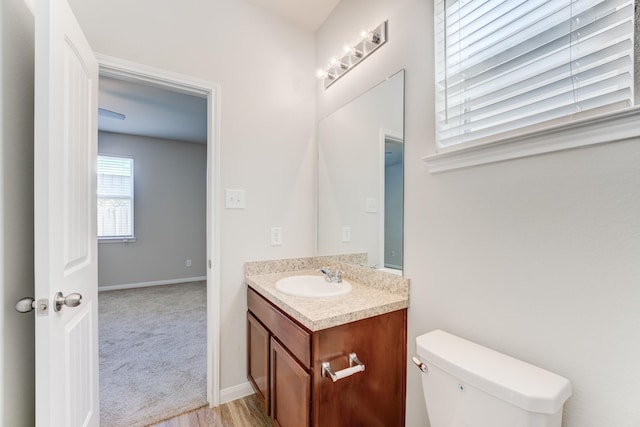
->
[34,0,99,424]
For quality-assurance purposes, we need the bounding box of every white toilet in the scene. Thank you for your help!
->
[415,330,572,427]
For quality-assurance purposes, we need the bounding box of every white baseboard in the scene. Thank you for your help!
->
[98,276,207,292]
[219,382,254,405]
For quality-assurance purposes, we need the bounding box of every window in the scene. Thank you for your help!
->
[435,0,636,149]
[97,155,134,240]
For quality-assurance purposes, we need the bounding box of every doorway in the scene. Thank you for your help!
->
[96,54,221,418]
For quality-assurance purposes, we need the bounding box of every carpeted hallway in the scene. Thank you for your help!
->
[98,281,208,427]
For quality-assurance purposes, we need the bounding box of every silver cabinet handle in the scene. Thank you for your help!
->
[321,352,365,382]
[54,292,82,312]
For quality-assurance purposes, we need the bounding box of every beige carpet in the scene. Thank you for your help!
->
[99,281,208,427]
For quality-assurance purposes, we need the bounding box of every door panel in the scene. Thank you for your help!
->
[247,313,270,414]
[271,338,310,427]
[65,305,95,426]
[34,0,99,425]
[62,39,92,272]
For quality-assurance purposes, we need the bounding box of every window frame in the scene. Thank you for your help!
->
[425,0,640,173]
[423,106,640,172]
[97,153,136,243]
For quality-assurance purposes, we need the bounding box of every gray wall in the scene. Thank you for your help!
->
[317,1,640,426]
[98,131,207,288]
[0,0,36,424]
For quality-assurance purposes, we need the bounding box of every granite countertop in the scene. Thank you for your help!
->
[246,269,409,331]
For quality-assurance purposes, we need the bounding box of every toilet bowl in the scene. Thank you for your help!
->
[415,330,572,427]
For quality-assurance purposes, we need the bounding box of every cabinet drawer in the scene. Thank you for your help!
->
[248,288,311,369]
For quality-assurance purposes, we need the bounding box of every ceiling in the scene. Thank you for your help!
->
[244,0,341,32]
[98,77,207,144]
[98,1,340,143]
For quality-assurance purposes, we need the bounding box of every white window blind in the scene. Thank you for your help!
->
[435,0,636,148]
[97,155,134,239]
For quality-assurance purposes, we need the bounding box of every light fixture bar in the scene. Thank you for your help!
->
[318,20,388,89]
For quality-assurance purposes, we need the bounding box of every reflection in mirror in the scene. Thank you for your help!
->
[318,70,404,274]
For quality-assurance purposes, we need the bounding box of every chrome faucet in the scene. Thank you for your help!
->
[317,267,343,283]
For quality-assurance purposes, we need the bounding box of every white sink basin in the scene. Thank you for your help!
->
[275,275,352,298]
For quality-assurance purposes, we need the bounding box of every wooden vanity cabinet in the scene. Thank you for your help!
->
[247,288,311,425]
[247,287,407,427]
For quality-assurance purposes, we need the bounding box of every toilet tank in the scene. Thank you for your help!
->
[416,330,572,427]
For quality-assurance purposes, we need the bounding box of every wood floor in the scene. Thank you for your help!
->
[148,394,271,427]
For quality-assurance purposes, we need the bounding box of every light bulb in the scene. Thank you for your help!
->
[329,56,348,70]
[360,28,381,44]
[343,45,363,58]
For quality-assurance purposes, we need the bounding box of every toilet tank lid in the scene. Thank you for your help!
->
[416,330,572,414]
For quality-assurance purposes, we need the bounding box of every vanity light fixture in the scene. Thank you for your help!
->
[316,20,388,89]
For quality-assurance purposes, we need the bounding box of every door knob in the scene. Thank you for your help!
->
[15,297,36,313]
[54,292,82,312]
[15,297,49,315]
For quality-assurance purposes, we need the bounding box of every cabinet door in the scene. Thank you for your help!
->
[247,312,270,414]
[312,309,407,427]
[271,338,310,427]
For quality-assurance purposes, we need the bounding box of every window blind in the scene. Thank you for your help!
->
[97,155,134,239]
[435,0,636,148]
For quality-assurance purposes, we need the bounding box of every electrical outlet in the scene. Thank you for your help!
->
[225,189,246,209]
[271,227,282,246]
[342,226,351,242]
[186,259,192,267]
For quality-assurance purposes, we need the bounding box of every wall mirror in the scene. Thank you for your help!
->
[317,70,405,274]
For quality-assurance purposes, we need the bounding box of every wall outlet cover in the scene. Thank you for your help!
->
[342,226,351,242]
[271,227,282,246]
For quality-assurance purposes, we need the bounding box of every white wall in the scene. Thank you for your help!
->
[98,132,207,288]
[0,0,36,424]
[317,1,640,426]
[67,0,317,391]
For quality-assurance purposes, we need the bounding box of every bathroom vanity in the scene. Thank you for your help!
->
[245,263,409,427]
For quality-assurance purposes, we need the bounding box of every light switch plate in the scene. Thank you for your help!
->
[225,189,246,209]
[365,198,378,213]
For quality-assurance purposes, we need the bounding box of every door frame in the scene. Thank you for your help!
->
[96,53,222,406]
